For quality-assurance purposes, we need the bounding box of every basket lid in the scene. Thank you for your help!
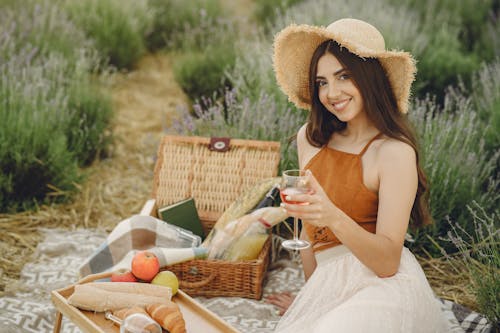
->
[153,135,281,221]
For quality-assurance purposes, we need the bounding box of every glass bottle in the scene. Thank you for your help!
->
[251,185,280,211]
[223,218,271,261]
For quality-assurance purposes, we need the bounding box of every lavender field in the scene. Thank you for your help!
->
[0,0,498,329]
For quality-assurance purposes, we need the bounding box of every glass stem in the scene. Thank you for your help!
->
[105,311,123,326]
[293,217,299,241]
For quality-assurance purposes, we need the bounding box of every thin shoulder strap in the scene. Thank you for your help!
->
[359,133,383,156]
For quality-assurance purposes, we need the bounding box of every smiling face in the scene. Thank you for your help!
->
[315,53,365,123]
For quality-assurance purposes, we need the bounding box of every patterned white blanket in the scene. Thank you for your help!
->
[0,228,493,333]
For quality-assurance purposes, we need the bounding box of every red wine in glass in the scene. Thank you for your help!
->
[280,188,309,205]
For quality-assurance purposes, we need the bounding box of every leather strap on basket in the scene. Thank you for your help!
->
[179,271,218,289]
[209,137,230,152]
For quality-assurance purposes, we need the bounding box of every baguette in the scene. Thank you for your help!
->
[68,284,171,312]
[86,282,172,299]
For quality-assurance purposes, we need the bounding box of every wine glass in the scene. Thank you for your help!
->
[105,311,162,333]
[280,169,311,250]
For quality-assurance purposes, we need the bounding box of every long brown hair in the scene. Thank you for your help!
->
[306,40,432,228]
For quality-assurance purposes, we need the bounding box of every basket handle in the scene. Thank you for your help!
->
[179,271,218,289]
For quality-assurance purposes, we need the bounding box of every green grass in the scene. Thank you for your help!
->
[445,203,499,328]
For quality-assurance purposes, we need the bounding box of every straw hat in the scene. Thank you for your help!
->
[273,18,416,113]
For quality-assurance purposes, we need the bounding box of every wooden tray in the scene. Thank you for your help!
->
[51,272,240,333]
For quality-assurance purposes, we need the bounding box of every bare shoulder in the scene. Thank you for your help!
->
[296,123,312,152]
[377,138,416,168]
[296,123,321,168]
[297,123,308,143]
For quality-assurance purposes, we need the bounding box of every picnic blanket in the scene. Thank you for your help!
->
[79,215,203,277]
[0,227,494,333]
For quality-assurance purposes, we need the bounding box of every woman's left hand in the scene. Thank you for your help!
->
[280,170,340,228]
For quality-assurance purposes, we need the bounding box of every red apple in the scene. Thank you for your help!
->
[111,268,138,282]
[131,251,160,281]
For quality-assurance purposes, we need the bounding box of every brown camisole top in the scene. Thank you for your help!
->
[304,133,382,253]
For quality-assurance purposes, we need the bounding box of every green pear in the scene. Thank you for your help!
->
[151,270,179,295]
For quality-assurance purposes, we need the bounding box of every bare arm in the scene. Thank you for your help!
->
[299,229,316,281]
[284,139,417,277]
[335,141,416,276]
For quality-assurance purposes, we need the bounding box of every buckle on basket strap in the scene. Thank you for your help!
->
[209,137,230,152]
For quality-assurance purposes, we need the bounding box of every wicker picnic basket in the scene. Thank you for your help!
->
[147,135,281,299]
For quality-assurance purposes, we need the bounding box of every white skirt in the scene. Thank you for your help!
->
[274,245,451,333]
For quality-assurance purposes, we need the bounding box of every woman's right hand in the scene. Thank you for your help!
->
[265,292,296,315]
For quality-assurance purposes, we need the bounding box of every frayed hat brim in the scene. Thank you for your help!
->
[273,22,416,113]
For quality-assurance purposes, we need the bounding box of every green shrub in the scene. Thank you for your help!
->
[391,0,496,58]
[414,27,480,100]
[63,0,153,69]
[470,60,500,153]
[272,0,428,52]
[253,0,304,27]
[388,0,497,98]
[0,1,113,211]
[445,203,499,328]
[227,34,289,106]
[65,72,113,166]
[0,53,82,211]
[149,0,238,101]
[0,0,91,65]
[172,43,236,102]
[147,0,223,50]
[408,91,499,255]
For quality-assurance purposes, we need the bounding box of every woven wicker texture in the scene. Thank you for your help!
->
[153,135,281,224]
[152,135,281,299]
[168,238,271,299]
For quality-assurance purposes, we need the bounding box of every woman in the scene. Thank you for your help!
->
[269,18,450,332]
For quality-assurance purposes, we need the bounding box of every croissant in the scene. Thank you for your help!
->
[146,302,186,333]
[112,306,160,332]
